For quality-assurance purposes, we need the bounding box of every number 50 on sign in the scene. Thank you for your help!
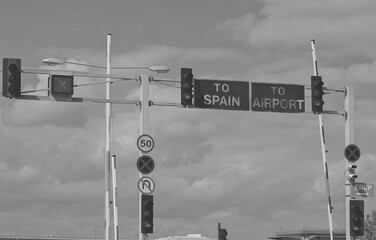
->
[137,134,155,153]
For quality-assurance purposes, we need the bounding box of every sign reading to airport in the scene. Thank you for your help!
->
[251,83,305,113]
[194,79,250,111]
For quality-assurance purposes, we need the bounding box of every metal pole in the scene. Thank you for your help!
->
[218,223,220,240]
[345,86,355,240]
[139,74,150,240]
[104,33,112,240]
[311,40,334,240]
[111,155,119,240]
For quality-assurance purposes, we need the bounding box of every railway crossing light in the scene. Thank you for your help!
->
[181,68,194,107]
[311,76,324,113]
[2,58,21,98]
[141,194,154,234]
[350,200,364,237]
[347,164,358,180]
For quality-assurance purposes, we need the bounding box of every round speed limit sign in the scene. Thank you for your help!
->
[137,134,155,153]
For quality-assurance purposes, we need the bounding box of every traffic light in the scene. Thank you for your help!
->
[350,200,364,236]
[181,68,194,107]
[218,223,228,240]
[141,194,153,234]
[2,58,21,98]
[347,164,358,180]
[311,76,324,114]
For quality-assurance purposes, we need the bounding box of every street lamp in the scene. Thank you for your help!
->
[42,58,170,73]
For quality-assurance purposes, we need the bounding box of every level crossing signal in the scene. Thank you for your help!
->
[141,194,154,234]
[2,58,21,98]
[350,200,364,236]
[311,76,324,113]
[181,68,194,107]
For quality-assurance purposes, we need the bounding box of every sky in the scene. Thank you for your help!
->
[0,1,376,240]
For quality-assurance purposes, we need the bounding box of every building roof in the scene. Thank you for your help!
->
[269,229,346,240]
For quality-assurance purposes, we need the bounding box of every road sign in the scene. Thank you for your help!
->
[251,83,305,113]
[137,155,155,175]
[138,176,156,195]
[345,144,361,162]
[194,79,249,111]
[351,183,375,197]
[137,134,155,153]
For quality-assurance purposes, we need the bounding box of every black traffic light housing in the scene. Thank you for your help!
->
[350,200,364,237]
[218,223,228,240]
[141,194,154,234]
[311,76,324,114]
[181,68,194,107]
[2,58,21,98]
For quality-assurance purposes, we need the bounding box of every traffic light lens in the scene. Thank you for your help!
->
[8,63,19,73]
[184,73,193,80]
[352,206,361,214]
[183,93,193,100]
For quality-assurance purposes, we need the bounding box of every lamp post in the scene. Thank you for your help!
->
[43,51,169,240]
[42,58,170,73]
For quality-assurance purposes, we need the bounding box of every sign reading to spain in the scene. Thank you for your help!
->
[251,83,305,113]
[194,79,249,111]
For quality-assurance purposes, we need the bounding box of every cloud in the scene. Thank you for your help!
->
[218,0,376,62]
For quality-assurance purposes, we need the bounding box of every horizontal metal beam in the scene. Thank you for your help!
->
[19,67,138,80]
[152,77,180,83]
[151,101,181,107]
[307,109,346,116]
[10,94,139,105]
[305,86,345,93]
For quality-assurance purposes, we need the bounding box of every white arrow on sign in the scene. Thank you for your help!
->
[138,176,156,195]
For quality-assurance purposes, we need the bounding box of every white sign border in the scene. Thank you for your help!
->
[137,134,155,153]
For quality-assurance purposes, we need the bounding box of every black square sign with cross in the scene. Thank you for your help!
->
[51,75,74,95]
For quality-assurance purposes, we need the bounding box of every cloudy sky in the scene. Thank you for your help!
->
[1,1,376,240]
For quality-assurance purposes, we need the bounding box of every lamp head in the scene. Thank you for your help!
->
[149,66,170,73]
[42,58,65,66]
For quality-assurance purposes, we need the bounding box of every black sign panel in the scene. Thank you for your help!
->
[194,79,249,111]
[51,75,74,94]
[251,83,305,113]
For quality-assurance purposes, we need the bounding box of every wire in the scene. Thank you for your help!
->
[153,80,181,89]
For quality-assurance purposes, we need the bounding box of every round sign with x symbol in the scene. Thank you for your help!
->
[137,155,155,174]
[344,144,361,162]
